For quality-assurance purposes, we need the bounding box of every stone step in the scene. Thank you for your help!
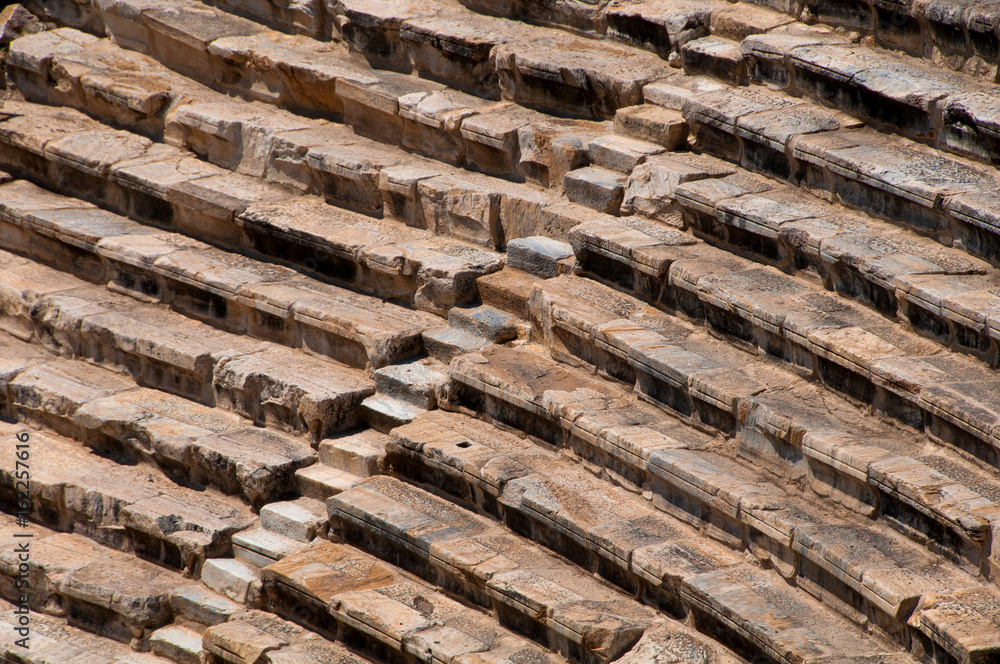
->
[232,527,308,569]
[443,334,1000,585]
[422,325,490,363]
[202,609,374,664]
[646,79,1000,268]
[448,304,522,343]
[259,498,328,543]
[387,408,989,657]
[373,360,447,410]
[10,26,611,191]
[329,475,903,664]
[0,418,256,574]
[507,236,575,278]
[360,394,426,433]
[260,539,583,664]
[3,344,318,508]
[318,429,388,477]
[150,624,204,664]
[560,228,1000,476]
[0,101,503,317]
[294,464,361,502]
[0,595,173,663]
[0,248,375,441]
[742,30,1000,165]
[201,558,261,605]
[0,179,443,369]
[0,512,200,651]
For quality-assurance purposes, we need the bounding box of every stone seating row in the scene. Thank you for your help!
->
[329,474,917,664]
[451,275,1000,582]
[386,408,998,664]
[643,79,1000,267]
[0,100,502,317]
[0,416,256,574]
[0,248,373,441]
[0,176,445,369]
[1,331,316,509]
[18,30,1000,386]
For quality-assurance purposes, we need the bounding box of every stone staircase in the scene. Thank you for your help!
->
[3,1,1000,663]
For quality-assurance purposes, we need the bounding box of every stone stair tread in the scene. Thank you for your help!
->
[318,429,389,477]
[232,526,308,568]
[260,498,328,543]
[294,463,361,501]
[360,394,426,433]
[0,418,255,573]
[0,596,168,663]
[150,624,204,664]
[201,558,260,604]
[373,360,447,410]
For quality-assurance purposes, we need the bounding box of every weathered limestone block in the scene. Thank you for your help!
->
[373,361,446,409]
[682,566,889,664]
[208,0,327,37]
[150,624,203,664]
[564,166,627,215]
[494,35,674,119]
[327,0,439,71]
[204,610,305,664]
[233,527,307,568]
[60,556,181,649]
[681,37,747,86]
[141,4,265,80]
[336,74,445,145]
[909,587,1000,664]
[401,12,527,98]
[606,0,721,58]
[623,153,734,219]
[613,105,689,149]
[507,236,574,277]
[260,498,328,542]
[207,33,377,111]
[171,585,242,626]
[214,346,373,439]
[6,28,98,102]
[170,102,321,177]
[399,89,497,164]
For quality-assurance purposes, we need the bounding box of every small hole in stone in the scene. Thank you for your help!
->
[456,441,472,448]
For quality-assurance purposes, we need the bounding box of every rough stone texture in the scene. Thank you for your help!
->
[7,3,1000,664]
